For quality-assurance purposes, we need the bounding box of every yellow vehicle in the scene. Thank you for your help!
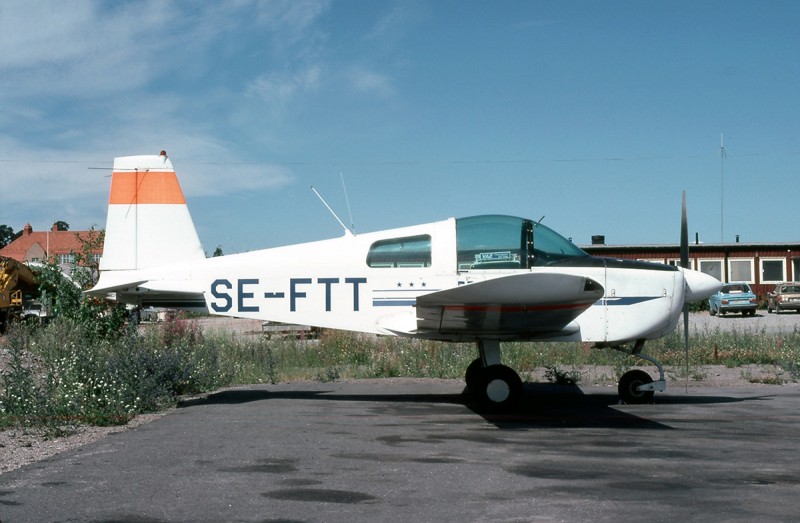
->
[0,256,38,332]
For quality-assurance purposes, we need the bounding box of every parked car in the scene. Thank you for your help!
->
[708,282,758,316]
[766,282,800,314]
[20,301,49,324]
[139,307,160,322]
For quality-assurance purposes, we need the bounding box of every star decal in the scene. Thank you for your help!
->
[396,281,428,288]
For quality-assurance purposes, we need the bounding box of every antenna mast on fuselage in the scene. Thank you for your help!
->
[311,186,354,236]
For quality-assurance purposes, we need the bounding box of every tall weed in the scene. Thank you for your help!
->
[3,316,800,432]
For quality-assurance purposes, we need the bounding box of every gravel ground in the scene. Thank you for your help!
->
[2,311,799,477]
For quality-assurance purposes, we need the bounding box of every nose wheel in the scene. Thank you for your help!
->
[613,341,666,404]
[618,369,655,404]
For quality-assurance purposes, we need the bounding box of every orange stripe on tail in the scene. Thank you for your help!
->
[109,171,186,205]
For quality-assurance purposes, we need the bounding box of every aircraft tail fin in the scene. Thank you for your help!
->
[99,151,206,273]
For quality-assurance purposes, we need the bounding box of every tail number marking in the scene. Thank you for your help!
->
[210,278,367,313]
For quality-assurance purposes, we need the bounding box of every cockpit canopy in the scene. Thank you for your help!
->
[456,215,587,270]
[365,215,588,270]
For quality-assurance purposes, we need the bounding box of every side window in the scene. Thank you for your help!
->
[456,215,526,270]
[367,235,431,268]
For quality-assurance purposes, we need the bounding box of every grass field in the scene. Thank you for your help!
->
[2,315,799,434]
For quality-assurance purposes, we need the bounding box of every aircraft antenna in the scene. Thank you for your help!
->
[720,133,726,243]
[311,186,353,236]
[340,173,356,234]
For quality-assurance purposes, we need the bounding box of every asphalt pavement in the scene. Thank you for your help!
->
[1,380,799,522]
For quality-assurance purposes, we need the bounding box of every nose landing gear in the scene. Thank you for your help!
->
[612,340,666,404]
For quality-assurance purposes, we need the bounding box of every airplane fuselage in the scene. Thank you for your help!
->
[119,216,686,346]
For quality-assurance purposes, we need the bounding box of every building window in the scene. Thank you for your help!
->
[761,258,786,283]
[728,258,754,283]
[699,259,723,281]
[57,253,75,265]
[367,235,431,268]
[667,258,695,269]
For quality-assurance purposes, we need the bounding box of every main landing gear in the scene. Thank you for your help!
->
[612,340,666,404]
[464,339,668,408]
[465,340,524,409]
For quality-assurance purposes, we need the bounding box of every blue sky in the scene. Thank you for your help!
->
[2,1,799,253]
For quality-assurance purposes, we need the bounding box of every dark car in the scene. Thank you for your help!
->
[708,282,758,316]
[766,282,800,314]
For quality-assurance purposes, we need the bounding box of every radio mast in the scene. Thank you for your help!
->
[720,134,726,243]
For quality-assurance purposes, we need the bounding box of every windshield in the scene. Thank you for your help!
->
[532,220,587,264]
[723,284,751,294]
[456,215,586,270]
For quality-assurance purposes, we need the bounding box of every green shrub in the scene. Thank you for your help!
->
[3,312,800,433]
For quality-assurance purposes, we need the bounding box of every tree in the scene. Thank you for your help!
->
[35,227,127,340]
[54,221,70,231]
[0,224,15,248]
[212,245,224,257]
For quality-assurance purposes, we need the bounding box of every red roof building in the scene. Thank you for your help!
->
[0,223,103,275]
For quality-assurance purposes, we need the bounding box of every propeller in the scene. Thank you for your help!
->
[681,191,690,393]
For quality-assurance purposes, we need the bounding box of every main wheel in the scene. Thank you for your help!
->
[478,365,523,409]
[618,369,654,404]
[464,358,483,392]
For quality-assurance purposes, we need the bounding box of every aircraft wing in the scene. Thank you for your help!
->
[413,272,603,338]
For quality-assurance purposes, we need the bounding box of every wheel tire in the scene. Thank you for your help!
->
[464,358,483,393]
[478,365,523,409]
[618,369,655,404]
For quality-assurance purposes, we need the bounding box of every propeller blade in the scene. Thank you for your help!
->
[681,191,689,268]
[681,191,689,393]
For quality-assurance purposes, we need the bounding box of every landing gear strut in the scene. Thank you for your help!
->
[464,340,523,409]
[612,340,666,404]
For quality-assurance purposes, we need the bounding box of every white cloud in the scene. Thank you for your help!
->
[346,67,395,97]
[245,65,323,113]
[365,2,427,44]
[0,121,294,231]
[183,162,293,198]
[255,0,331,29]
[0,0,178,98]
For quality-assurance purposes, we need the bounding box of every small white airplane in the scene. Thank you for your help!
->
[89,151,721,408]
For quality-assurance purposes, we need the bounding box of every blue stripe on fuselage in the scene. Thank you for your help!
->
[594,296,660,306]
[373,299,417,307]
